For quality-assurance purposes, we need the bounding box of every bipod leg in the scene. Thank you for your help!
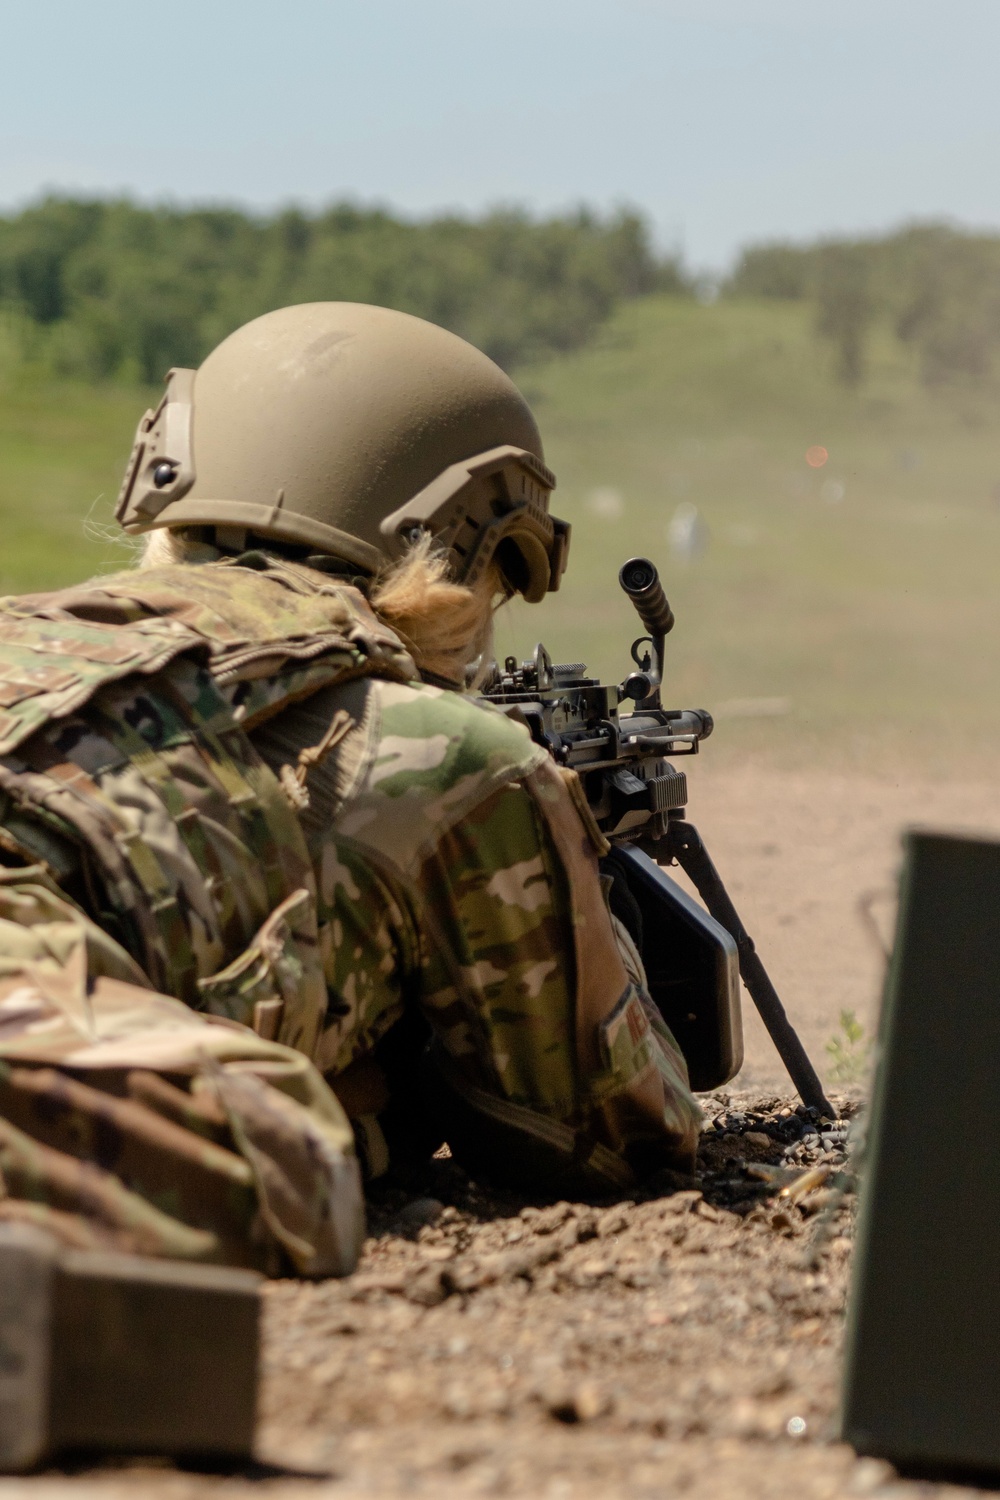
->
[664,819,835,1119]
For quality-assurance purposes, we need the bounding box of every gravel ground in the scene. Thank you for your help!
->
[251,1090,861,1496]
[6,765,1000,1500]
[11,1093,988,1500]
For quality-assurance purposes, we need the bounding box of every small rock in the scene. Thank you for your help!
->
[848,1457,898,1494]
[597,1206,630,1238]
[533,1263,559,1293]
[728,1397,769,1438]
[443,1383,473,1419]
[799,1188,837,1216]
[444,1445,486,1473]
[575,1257,613,1281]
[450,1239,559,1292]
[661,1190,702,1214]
[616,1264,653,1288]
[573,1207,599,1240]
[743,1131,773,1149]
[555,1220,580,1253]
[574,1380,612,1422]
[500,1242,560,1280]
[404,1264,452,1306]
[662,1217,689,1246]
[791,1317,823,1340]
[479,1384,512,1418]
[329,1315,362,1335]
[348,1268,408,1298]
[448,1257,488,1293]
[545,1380,612,1424]
[532,1202,574,1235]
[752,1361,792,1398]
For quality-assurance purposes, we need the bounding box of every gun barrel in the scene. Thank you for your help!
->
[619,557,675,640]
[623,708,714,745]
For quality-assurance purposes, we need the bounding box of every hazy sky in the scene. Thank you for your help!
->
[2,0,999,269]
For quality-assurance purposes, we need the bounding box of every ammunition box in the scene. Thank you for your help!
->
[0,1225,261,1471]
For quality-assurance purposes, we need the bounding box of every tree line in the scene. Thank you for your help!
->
[727,223,1000,388]
[0,196,689,383]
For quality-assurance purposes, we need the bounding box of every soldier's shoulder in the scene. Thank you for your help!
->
[334,680,545,867]
[369,679,543,789]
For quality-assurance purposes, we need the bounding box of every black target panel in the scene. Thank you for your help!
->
[843,830,1000,1480]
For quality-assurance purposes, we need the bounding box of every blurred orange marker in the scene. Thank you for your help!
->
[805,446,829,468]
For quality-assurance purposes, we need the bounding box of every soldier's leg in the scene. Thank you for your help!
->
[0,866,363,1275]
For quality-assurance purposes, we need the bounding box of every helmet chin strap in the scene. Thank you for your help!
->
[193,525,372,583]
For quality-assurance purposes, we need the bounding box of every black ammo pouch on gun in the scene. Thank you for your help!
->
[600,846,743,1092]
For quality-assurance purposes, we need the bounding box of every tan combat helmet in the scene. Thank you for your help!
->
[115,302,569,602]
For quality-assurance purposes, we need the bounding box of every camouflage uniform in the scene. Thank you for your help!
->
[0,552,699,1275]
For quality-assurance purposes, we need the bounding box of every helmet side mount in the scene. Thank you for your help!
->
[379,445,569,602]
[116,368,197,530]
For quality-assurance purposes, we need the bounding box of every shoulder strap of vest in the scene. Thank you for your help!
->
[0,557,417,758]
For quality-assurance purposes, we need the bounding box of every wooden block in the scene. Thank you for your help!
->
[842,830,1000,1481]
[0,1225,261,1470]
[0,1224,57,1471]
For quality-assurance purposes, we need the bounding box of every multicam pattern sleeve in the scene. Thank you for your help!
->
[254,680,701,1188]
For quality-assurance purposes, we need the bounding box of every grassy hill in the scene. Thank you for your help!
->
[2,295,999,772]
[500,296,1000,773]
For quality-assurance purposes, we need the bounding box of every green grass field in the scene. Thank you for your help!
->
[0,373,150,589]
[2,296,998,772]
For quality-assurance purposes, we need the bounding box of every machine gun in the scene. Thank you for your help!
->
[480,557,833,1117]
